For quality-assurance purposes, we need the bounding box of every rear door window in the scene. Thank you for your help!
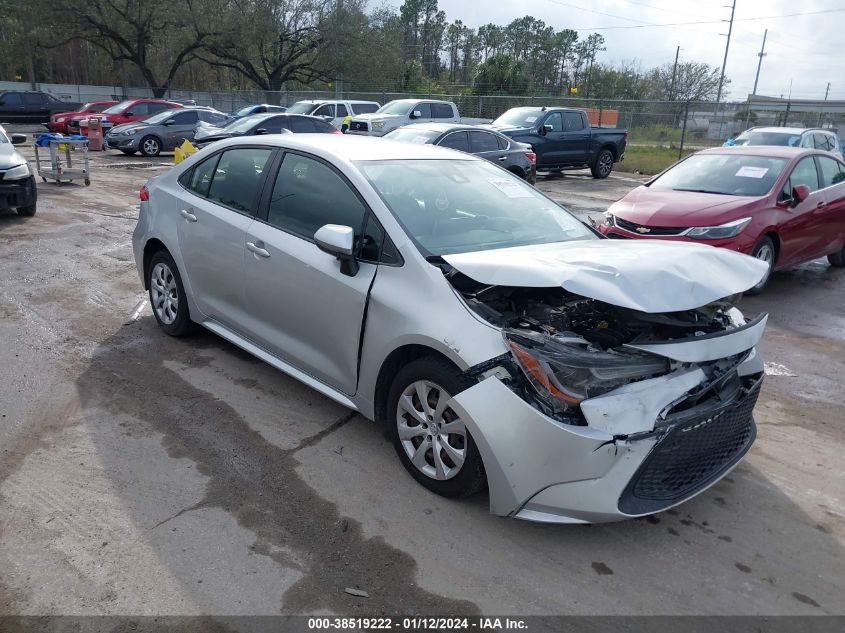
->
[181,153,221,198]
[169,111,199,124]
[814,133,834,151]
[24,93,44,105]
[469,131,499,153]
[432,103,454,119]
[439,131,469,152]
[564,112,585,131]
[259,116,288,134]
[790,156,820,191]
[206,148,274,213]
[496,134,509,150]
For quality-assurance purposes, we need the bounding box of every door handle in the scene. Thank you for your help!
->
[180,209,197,222]
[816,202,827,209]
[498,156,507,161]
[246,241,271,258]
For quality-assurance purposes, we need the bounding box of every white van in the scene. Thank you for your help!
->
[286,100,380,129]
[346,99,460,137]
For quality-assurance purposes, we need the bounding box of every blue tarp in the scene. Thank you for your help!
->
[35,134,88,147]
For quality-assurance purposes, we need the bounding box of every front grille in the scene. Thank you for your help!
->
[349,121,368,132]
[618,376,761,515]
[614,217,687,236]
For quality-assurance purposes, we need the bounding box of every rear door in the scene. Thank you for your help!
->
[469,130,507,165]
[815,155,845,255]
[562,111,589,162]
[175,146,274,328]
[432,102,457,123]
[241,151,377,395]
[438,131,470,153]
[23,92,49,121]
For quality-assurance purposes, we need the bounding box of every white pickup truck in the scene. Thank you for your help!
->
[346,99,460,137]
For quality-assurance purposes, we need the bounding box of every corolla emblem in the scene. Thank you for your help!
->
[636,226,651,234]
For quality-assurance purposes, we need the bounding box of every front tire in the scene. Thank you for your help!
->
[745,236,776,295]
[139,135,161,157]
[147,250,193,336]
[828,245,845,267]
[591,148,614,179]
[387,357,486,498]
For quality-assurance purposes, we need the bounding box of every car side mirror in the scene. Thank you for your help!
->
[314,224,359,276]
[255,128,268,135]
[411,110,422,119]
[791,184,810,206]
[542,124,553,135]
[10,133,27,145]
[163,119,176,126]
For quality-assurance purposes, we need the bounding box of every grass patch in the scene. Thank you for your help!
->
[621,145,696,176]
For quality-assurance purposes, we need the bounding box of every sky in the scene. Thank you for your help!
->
[379,0,845,101]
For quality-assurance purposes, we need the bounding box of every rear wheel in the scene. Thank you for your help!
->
[745,236,776,295]
[828,245,845,267]
[591,148,614,178]
[16,204,36,217]
[387,357,486,498]
[147,250,193,336]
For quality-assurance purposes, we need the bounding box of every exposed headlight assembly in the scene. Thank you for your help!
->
[686,217,751,240]
[603,212,614,226]
[505,331,669,417]
[3,163,31,180]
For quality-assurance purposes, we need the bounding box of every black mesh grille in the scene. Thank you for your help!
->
[614,217,688,236]
[350,121,368,132]
[618,377,761,515]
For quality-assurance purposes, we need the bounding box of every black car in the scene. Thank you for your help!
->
[384,123,537,184]
[193,113,338,147]
[0,91,81,124]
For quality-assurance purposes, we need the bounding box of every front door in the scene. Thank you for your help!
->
[162,110,201,150]
[777,156,827,266]
[175,146,275,328]
[537,111,566,167]
[242,151,377,395]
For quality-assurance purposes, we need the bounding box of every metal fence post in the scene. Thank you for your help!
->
[679,101,690,160]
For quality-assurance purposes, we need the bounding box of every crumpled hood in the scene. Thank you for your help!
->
[442,239,768,313]
[194,125,231,141]
[609,187,763,226]
[0,144,26,170]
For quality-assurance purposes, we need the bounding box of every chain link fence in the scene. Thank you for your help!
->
[4,80,843,156]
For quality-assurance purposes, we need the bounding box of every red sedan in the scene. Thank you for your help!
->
[46,100,117,133]
[67,98,183,134]
[598,146,845,292]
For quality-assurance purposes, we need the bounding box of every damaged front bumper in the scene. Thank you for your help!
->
[447,315,766,523]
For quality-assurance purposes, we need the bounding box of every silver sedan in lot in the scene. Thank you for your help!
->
[132,135,769,523]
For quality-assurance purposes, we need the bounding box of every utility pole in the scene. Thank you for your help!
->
[714,0,736,138]
[670,45,680,101]
[745,29,767,129]
[819,82,831,126]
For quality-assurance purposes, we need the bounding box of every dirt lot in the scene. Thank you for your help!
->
[0,141,843,618]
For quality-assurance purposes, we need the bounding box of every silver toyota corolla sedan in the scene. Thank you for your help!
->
[132,135,769,523]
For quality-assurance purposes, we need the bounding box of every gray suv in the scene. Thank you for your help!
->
[106,107,229,156]
[730,127,844,158]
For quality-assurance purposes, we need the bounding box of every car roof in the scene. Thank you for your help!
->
[745,126,830,135]
[205,133,478,162]
[697,146,819,159]
[502,106,580,112]
[394,123,493,134]
[385,98,455,105]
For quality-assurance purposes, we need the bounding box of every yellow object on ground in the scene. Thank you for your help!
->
[174,139,198,165]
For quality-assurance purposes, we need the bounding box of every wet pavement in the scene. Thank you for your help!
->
[0,144,842,617]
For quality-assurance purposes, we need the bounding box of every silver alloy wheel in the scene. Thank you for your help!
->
[142,137,160,155]
[396,380,466,481]
[753,242,774,288]
[598,151,613,176]
[150,262,179,325]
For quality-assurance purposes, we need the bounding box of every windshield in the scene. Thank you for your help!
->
[0,129,8,144]
[384,128,439,144]
[650,153,788,196]
[234,106,258,116]
[376,101,413,115]
[493,109,542,128]
[286,102,318,114]
[357,159,594,256]
[734,131,801,147]
[103,100,134,114]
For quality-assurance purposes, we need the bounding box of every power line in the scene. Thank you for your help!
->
[610,0,714,20]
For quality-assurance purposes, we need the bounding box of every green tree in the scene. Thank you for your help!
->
[473,54,527,95]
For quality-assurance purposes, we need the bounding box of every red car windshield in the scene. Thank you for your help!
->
[650,154,788,197]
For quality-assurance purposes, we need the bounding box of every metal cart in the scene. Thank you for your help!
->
[33,138,91,186]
